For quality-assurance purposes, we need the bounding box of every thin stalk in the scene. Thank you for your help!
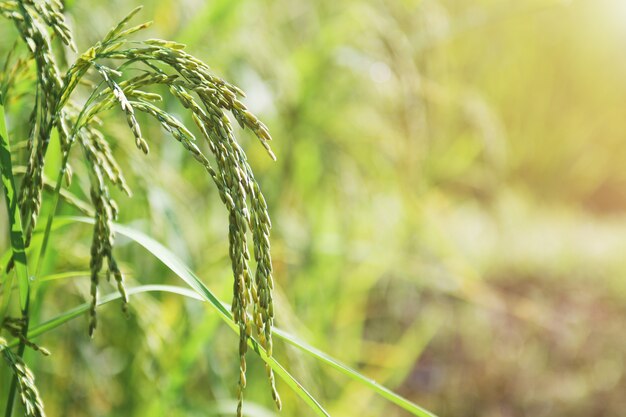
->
[32,148,71,278]
[32,74,109,285]
[0,103,31,417]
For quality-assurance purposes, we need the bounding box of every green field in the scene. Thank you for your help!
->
[1,1,625,416]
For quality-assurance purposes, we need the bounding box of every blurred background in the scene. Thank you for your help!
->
[2,0,626,415]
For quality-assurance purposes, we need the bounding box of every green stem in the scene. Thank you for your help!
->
[0,104,31,417]
[33,149,71,278]
[4,315,28,417]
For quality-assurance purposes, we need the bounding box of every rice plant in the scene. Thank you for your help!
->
[0,1,278,415]
[0,1,437,416]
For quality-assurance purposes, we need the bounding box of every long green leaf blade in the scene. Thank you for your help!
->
[25,285,201,339]
[273,328,438,417]
[52,216,437,417]
[24,283,330,417]
[0,104,29,315]
[50,216,331,417]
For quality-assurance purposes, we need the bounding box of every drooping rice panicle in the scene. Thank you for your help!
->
[1,339,47,417]
[94,64,149,154]
[1,3,280,415]
[1,318,50,356]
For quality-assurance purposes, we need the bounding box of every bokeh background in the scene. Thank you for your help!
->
[2,0,626,416]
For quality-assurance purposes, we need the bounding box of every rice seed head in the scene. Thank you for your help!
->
[2,318,51,356]
[102,6,145,44]
[95,64,149,154]
[4,4,280,415]
[27,0,77,52]
[85,158,128,336]
[1,340,47,417]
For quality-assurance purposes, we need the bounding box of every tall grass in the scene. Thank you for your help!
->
[0,1,436,416]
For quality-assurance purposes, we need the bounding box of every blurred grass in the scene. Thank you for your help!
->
[2,0,626,416]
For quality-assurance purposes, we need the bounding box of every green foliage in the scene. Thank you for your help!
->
[0,1,435,417]
[2,0,626,416]
[0,0,283,415]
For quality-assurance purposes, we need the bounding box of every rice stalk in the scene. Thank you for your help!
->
[1,2,280,415]
[0,338,46,417]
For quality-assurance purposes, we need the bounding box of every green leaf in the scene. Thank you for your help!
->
[39,271,90,283]
[25,285,201,339]
[0,104,30,316]
[273,328,438,417]
[50,216,331,417]
[24,283,329,416]
[40,216,439,417]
